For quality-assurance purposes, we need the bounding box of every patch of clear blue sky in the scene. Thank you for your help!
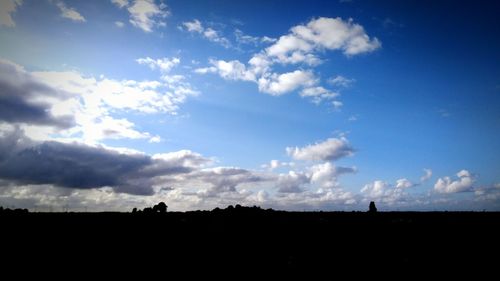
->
[1,0,499,192]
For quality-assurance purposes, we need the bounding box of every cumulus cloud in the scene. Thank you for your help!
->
[0,0,22,27]
[53,0,86,22]
[0,58,196,143]
[32,69,197,124]
[286,137,354,162]
[117,0,169,32]
[136,56,180,73]
[0,128,210,195]
[395,178,415,189]
[115,21,125,27]
[181,19,231,48]
[434,170,475,193]
[360,180,410,205]
[273,161,355,193]
[258,70,316,96]
[265,17,380,65]
[360,173,426,205]
[291,17,381,56]
[309,162,356,189]
[361,180,389,198]
[420,168,432,182]
[209,59,256,81]
[193,17,379,107]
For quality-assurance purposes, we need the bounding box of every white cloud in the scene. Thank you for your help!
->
[194,66,217,74]
[266,35,319,65]
[82,116,151,141]
[0,58,197,143]
[193,17,379,107]
[234,29,259,45]
[420,168,432,182]
[234,29,277,46]
[269,160,280,170]
[360,180,410,205]
[115,21,125,28]
[291,17,381,56]
[0,0,22,27]
[434,169,474,193]
[332,100,343,110]
[261,36,277,44]
[395,178,414,189]
[182,19,203,33]
[328,75,355,88]
[361,180,389,198]
[136,57,180,73]
[309,162,356,189]
[203,28,231,48]
[181,19,231,48]
[258,70,316,96]
[111,0,129,9]
[286,137,354,162]
[261,160,295,171]
[300,86,339,104]
[54,0,86,22]
[263,17,380,65]
[127,0,169,32]
[148,135,161,143]
[209,59,255,81]
[248,53,272,76]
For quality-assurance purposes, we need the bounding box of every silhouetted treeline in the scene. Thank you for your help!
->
[0,206,29,214]
[132,201,168,214]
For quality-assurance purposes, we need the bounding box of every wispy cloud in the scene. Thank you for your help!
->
[0,0,23,27]
[180,19,231,48]
[53,0,86,22]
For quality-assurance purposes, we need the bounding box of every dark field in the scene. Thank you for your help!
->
[1,209,499,275]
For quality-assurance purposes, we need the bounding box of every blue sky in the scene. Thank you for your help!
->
[0,0,499,211]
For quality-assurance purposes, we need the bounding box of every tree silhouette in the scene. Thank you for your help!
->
[155,202,167,213]
[368,201,377,213]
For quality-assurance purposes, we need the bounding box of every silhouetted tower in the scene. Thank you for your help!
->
[368,201,377,213]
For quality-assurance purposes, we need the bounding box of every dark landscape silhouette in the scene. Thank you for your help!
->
[1,201,499,275]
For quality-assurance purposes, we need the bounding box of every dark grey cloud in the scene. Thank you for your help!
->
[0,59,74,128]
[193,167,268,196]
[0,128,209,195]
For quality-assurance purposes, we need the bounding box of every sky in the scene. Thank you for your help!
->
[0,0,499,212]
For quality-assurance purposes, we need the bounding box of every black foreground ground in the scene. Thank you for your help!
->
[1,208,499,276]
